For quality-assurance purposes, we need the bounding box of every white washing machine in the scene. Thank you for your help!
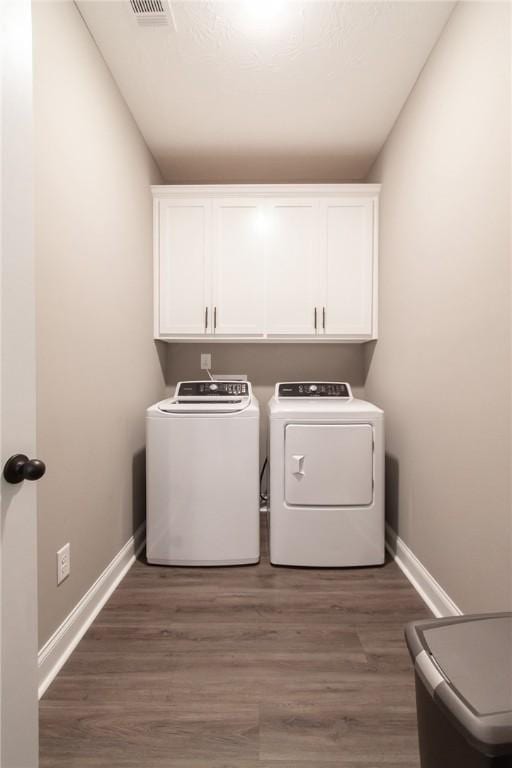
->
[268,382,384,567]
[146,380,260,566]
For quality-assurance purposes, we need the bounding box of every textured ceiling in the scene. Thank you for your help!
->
[78,1,455,183]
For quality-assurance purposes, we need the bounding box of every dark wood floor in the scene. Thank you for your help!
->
[40,518,430,767]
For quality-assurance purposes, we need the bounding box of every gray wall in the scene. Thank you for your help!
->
[33,1,166,647]
[364,1,511,613]
[165,343,365,476]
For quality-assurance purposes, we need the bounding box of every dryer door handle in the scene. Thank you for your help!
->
[291,454,305,476]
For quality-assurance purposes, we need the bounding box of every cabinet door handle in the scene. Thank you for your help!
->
[214,306,217,331]
[205,306,208,331]
[314,307,317,331]
[322,306,326,331]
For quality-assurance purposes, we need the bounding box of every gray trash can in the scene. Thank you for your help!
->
[405,613,512,768]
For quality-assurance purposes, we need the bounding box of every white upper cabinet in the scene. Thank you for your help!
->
[212,199,265,336]
[265,200,320,336]
[158,199,212,335]
[322,199,374,336]
[153,185,379,342]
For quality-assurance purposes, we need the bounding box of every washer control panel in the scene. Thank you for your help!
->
[176,380,250,400]
[277,382,352,398]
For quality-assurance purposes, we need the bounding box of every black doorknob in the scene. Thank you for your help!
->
[3,454,46,484]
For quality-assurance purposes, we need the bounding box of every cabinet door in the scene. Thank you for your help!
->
[322,199,374,336]
[158,199,211,335]
[265,200,320,335]
[212,199,265,335]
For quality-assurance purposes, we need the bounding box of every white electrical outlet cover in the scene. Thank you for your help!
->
[200,353,211,370]
[57,543,70,585]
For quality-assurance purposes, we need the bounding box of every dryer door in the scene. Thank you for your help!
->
[285,423,373,506]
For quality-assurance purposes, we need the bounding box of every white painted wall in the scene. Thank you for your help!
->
[33,1,165,647]
[365,1,511,613]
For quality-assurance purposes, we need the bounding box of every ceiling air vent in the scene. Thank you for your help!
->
[130,0,170,26]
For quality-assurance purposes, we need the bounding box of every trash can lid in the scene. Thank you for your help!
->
[405,613,512,754]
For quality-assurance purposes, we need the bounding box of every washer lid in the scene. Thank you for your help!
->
[175,380,251,402]
[158,399,249,414]
[406,613,512,752]
[158,380,253,414]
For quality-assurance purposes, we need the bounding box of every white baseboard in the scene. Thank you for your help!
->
[385,524,462,618]
[38,523,146,698]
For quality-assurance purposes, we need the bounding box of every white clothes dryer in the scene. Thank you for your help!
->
[268,382,384,567]
[146,380,260,566]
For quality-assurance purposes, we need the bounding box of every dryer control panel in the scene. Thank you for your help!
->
[176,380,250,401]
[276,382,352,398]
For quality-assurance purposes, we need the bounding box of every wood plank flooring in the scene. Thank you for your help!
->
[40,518,430,767]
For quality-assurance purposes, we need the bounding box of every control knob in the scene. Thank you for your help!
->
[209,383,218,391]
[309,384,318,393]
